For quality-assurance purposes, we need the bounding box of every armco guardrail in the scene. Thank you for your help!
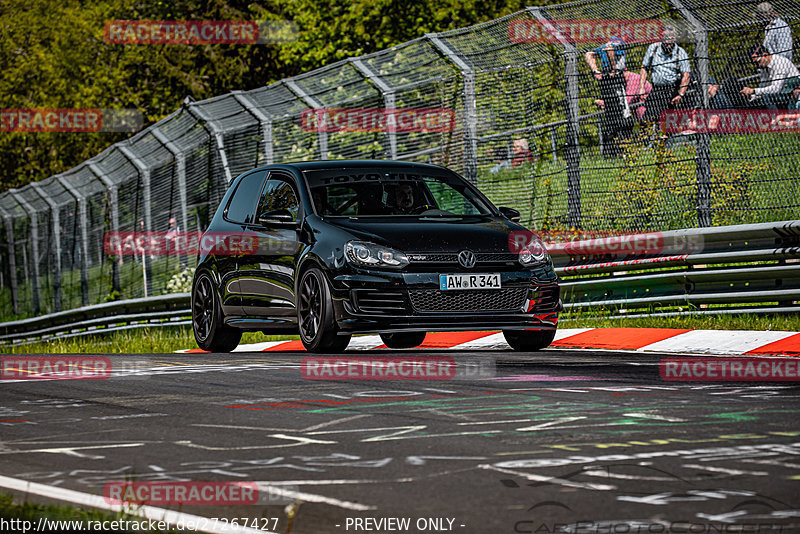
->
[0,221,798,345]
[554,220,800,316]
[0,293,189,346]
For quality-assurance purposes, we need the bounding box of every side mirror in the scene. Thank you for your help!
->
[258,209,295,226]
[498,206,521,222]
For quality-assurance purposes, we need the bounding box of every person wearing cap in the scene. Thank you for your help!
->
[741,44,800,109]
[638,26,692,125]
[756,2,793,61]
[586,38,633,156]
[585,36,626,78]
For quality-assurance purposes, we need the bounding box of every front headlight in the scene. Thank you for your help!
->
[519,236,548,266]
[345,241,409,269]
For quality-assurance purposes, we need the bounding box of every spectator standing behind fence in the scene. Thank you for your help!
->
[638,26,691,125]
[511,139,533,166]
[756,2,793,61]
[593,70,652,120]
[586,37,634,157]
[489,146,511,174]
[741,44,800,109]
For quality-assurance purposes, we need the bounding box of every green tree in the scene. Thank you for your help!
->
[1,0,533,191]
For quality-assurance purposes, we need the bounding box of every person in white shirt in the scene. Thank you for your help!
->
[741,44,800,109]
[638,26,692,124]
[756,2,793,61]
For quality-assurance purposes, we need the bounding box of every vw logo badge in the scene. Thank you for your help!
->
[458,250,476,269]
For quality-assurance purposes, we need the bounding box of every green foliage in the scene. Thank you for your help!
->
[0,492,175,533]
[0,0,536,191]
[165,266,195,293]
[0,326,294,354]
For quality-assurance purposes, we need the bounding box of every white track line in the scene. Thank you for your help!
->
[254,483,375,511]
[0,474,272,534]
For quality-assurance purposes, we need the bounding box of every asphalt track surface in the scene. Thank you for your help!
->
[1,347,800,534]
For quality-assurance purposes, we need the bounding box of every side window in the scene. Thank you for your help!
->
[257,176,300,222]
[225,171,267,224]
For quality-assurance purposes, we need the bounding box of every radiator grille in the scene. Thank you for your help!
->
[409,288,528,312]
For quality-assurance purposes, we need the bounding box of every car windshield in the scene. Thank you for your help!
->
[304,168,494,217]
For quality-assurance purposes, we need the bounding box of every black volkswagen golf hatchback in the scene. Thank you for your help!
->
[192,160,561,353]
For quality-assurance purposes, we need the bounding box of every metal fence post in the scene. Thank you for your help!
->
[151,128,190,234]
[185,104,234,183]
[116,146,153,297]
[669,0,712,227]
[0,204,19,315]
[87,162,120,294]
[56,175,90,307]
[30,183,62,312]
[232,92,275,165]
[285,79,329,159]
[351,59,398,159]
[118,146,153,234]
[529,8,582,228]
[10,190,41,315]
[426,34,478,184]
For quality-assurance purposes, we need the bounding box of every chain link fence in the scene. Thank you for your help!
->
[1,0,798,319]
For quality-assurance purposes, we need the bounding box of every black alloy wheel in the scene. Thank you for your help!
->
[192,272,241,352]
[298,267,351,353]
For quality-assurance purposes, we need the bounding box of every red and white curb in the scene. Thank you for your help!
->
[178,328,800,357]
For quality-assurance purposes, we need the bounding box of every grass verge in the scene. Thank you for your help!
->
[0,492,173,533]
[1,326,295,355]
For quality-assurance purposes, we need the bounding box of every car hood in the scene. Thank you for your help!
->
[322,216,529,253]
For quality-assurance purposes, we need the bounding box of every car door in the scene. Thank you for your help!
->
[239,172,302,319]
[218,169,268,317]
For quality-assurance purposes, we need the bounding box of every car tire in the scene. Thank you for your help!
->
[298,267,351,353]
[503,329,556,352]
[380,332,427,349]
[192,272,242,352]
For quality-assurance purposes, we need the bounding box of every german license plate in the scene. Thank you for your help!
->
[439,273,501,290]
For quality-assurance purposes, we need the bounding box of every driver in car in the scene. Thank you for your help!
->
[394,183,416,214]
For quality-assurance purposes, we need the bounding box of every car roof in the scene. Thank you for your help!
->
[253,159,450,173]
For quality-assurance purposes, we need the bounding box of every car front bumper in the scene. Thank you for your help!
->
[329,265,561,335]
